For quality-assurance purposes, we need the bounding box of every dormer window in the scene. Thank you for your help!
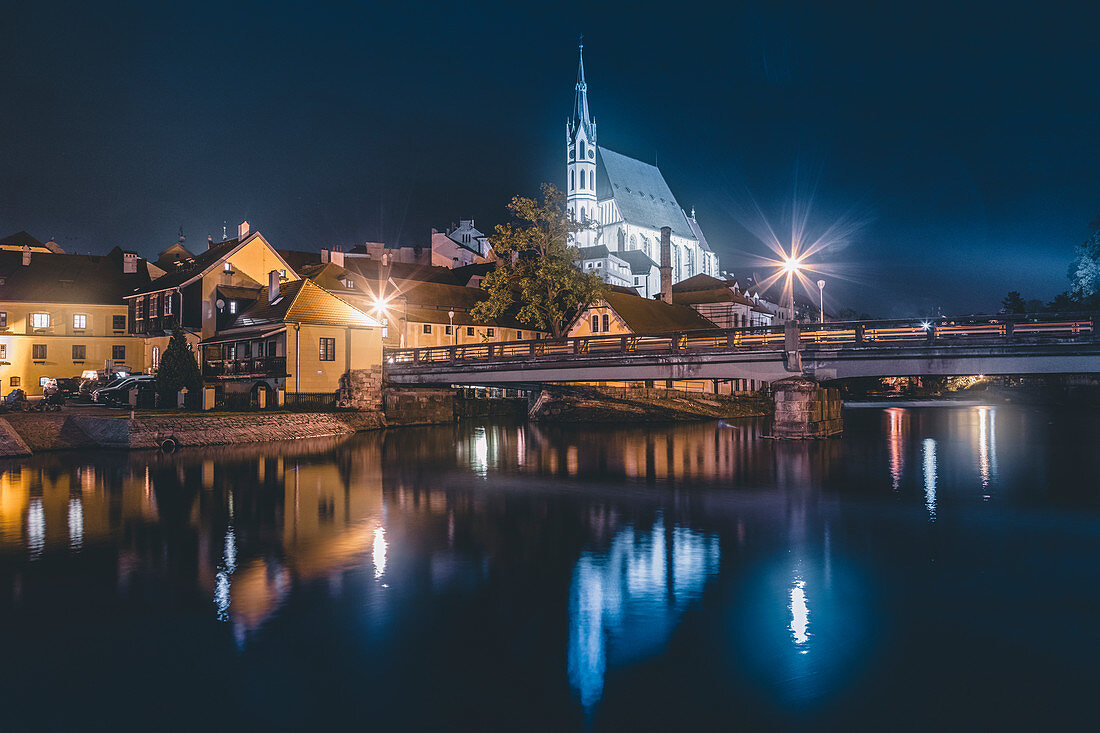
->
[223,261,233,272]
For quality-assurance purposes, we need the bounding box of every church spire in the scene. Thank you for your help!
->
[571,36,594,142]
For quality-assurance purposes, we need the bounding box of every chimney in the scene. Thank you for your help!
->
[659,226,672,304]
[238,221,250,240]
[269,270,280,302]
[21,245,31,266]
[331,249,345,267]
[123,252,138,274]
[320,249,330,264]
[208,234,214,248]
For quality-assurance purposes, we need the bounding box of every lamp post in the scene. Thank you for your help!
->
[817,279,825,323]
[448,310,455,346]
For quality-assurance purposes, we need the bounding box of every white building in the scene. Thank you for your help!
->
[575,244,634,289]
[565,42,720,284]
[431,220,492,268]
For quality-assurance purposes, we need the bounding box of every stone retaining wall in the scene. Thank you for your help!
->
[771,376,843,438]
[0,410,386,455]
[383,387,456,426]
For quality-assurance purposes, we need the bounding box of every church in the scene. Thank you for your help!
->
[566,42,720,285]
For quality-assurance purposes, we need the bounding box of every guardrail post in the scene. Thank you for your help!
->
[726,329,735,347]
[487,344,495,359]
[926,325,936,345]
[620,336,628,352]
[1004,321,1014,341]
[855,324,865,345]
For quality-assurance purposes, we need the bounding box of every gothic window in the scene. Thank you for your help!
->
[630,234,637,249]
[601,313,609,332]
[570,170,575,192]
[579,170,585,189]
[580,140,586,159]
[580,206,586,221]
[591,315,599,332]
[617,228,625,249]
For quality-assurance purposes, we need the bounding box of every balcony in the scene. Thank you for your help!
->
[203,356,287,379]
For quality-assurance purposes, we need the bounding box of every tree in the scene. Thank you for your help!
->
[471,183,607,337]
[1001,290,1026,314]
[1069,216,1100,299]
[155,327,202,405]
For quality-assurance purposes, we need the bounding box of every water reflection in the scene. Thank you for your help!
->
[568,515,721,710]
[0,409,1097,730]
[923,438,937,521]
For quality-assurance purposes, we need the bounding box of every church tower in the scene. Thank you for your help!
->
[566,39,598,248]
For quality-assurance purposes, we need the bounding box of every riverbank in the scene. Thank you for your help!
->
[0,410,387,456]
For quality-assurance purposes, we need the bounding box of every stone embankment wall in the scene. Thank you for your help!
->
[0,411,385,456]
[529,385,772,422]
[770,376,843,439]
[383,388,456,426]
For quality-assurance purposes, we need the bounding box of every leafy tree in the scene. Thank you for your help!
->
[1001,290,1026,314]
[472,183,607,337]
[1069,216,1100,299]
[155,327,202,404]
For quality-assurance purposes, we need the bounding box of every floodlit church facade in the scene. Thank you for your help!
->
[565,43,720,284]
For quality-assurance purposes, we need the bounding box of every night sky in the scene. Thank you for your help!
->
[4,1,1099,316]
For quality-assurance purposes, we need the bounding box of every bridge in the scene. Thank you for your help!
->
[384,314,1099,386]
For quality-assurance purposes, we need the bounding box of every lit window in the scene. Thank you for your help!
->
[164,295,172,315]
[229,301,237,314]
[319,337,335,361]
[10,376,20,386]
[40,377,50,387]
[224,261,232,272]
[73,314,87,329]
[152,346,160,370]
[32,313,50,329]
[0,344,5,359]
[0,312,6,328]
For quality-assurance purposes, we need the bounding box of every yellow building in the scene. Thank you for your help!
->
[128,224,383,403]
[0,243,156,395]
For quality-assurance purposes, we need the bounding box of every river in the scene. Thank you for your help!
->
[1,405,1098,730]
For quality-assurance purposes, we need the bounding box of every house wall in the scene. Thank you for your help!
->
[0,302,143,395]
[198,237,298,339]
[286,324,382,394]
[404,321,544,349]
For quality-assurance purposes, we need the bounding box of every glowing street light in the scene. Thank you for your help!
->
[448,309,455,346]
[816,279,825,323]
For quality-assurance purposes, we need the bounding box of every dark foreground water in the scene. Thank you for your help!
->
[1,405,1099,731]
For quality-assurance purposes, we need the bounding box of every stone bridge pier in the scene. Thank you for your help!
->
[770,376,843,439]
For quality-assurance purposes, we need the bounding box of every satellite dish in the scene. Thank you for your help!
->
[215,298,225,310]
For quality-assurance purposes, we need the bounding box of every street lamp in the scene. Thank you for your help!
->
[817,279,825,323]
[448,310,455,346]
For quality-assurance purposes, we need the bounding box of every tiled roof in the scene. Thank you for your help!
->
[224,279,378,330]
[672,287,755,307]
[0,248,153,304]
[597,291,717,333]
[0,231,65,253]
[672,273,729,293]
[133,237,240,294]
[596,147,697,241]
[576,244,613,260]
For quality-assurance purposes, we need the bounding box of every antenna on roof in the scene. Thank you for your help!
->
[178,226,185,244]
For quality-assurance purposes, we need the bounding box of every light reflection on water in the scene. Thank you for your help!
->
[567,515,721,710]
[0,407,1097,730]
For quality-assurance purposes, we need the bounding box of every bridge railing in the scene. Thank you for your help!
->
[386,313,1096,367]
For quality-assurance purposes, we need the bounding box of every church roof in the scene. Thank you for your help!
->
[686,213,713,253]
[596,147,697,241]
[615,249,658,274]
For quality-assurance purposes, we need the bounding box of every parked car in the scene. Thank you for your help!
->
[53,377,82,399]
[96,375,155,406]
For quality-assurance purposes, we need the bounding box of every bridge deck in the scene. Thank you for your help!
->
[385,314,1098,385]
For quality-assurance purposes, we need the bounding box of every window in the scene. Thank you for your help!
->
[73,314,87,330]
[602,314,610,332]
[0,344,5,359]
[516,331,523,339]
[10,376,20,387]
[163,294,172,315]
[570,170,575,192]
[223,261,233,272]
[579,140,586,159]
[113,315,126,331]
[72,344,86,360]
[634,277,641,285]
[112,345,126,361]
[32,313,50,329]
[0,312,6,328]
[423,324,432,334]
[591,315,599,332]
[151,294,159,315]
[135,300,144,320]
[32,344,46,360]
[40,377,50,387]
[229,300,237,314]
[466,327,475,337]
[445,325,453,335]
[579,170,585,189]
[152,346,160,371]
[319,337,335,361]
[487,328,495,337]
